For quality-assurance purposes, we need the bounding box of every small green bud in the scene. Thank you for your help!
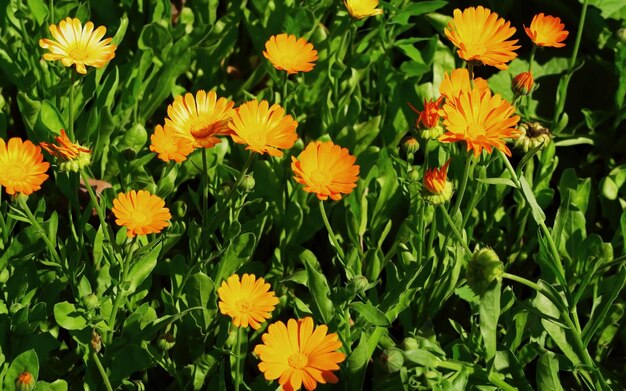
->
[348,275,369,295]
[403,136,420,155]
[172,200,187,218]
[15,371,35,391]
[59,151,91,172]
[381,349,404,373]
[617,28,626,44]
[82,293,99,310]
[402,337,419,351]
[240,175,255,192]
[467,247,504,295]
[420,124,444,140]
[407,168,421,183]
[157,333,176,351]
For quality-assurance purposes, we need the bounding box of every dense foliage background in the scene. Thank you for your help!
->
[1,0,626,390]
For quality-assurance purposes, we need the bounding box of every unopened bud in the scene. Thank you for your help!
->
[512,72,534,96]
[348,275,369,294]
[402,337,419,351]
[467,248,504,295]
[240,175,255,192]
[381,349,404,373]
[16,371,35,391]
[420,124,444,140]
[91,329,102,353]
[402,136,420,156]
[82,293,99,310]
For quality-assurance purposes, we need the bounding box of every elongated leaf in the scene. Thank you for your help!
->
[214,233,256,285]
[350,302,391,327]
[480,280,501,361]
[302,254,334,323]
[127,243,162,295]
[520,175,545,224]
[536,352,564,391]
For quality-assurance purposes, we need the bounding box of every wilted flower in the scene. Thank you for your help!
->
[255,317,346,391]
[228,100,298,157]
[512,72,534,96]
[111,190,171,238]
[515,122,552,152]
[422,160,453,205]
[445,6,519,70]
[263,34,319,74]
[291,141,360,201]
[344,0,383,19]
[39,17,116,74]
[439,87,522,157]
[149,125,194,163]
[40,129,91,172]
[525,13,569,48]
[0,137,49,195]
[217,273,279,330]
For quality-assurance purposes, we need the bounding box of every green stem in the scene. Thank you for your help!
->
[201,148,209,233]
[552,0,589,129]
[319,200,346,263]
[282,72,289,112]
[450,153,473,220]
[17,195,61,264]
[80,169,112,248]
[234,326,243,391]
[91,350,113,391]
[204,153,256,239]
[68,71,75,141]
[468,62,475,88]
[417,200,425,262]
[528,46,537,74]
[108,239,136,342]
[439,205,472,256]
[48,0,54,20]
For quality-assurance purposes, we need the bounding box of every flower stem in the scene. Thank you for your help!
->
[91,350,113,391]
[468,62,475,88]
[107,239,136,343]
[80,169,113,250]
[552,0,589,130]
[528,46,537,73]
[319,200,346,263]
[439,204,472,257]
[234,326,244,391]
[450,152,473,220]
[17,195,61,264]
[201,148,209,233]
[68,71,76,141]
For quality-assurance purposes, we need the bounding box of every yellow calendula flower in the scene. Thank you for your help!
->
[39,129,91,172]
[0,137,49,195]
[344,0,383,19]
[217,273,279,330]
[263,34,319,74]
[525,13,569,48]
[111,190,171,238]
[39,17,116,74]
[149,125,194,163]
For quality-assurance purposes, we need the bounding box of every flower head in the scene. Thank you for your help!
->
[291,141,359,201]
[149,125,194,163]
[164,90,234,149]
[512,72,534,96]
[439,68,490,101]
[515,122,552,152]
[344,0,383,19]
[111,190,171,238]
[218,273,279,330]
[467,247,504,295]
[16,371,36,391]
[445,6,519,70]
[39,129,91,172]
[254,317,346,391]
[228,100,298,157]
[0,138,49,195]
[263,34,319,74]
[525,13,569,48]
[39,17,116,74]
[439,87,521,157]
[422,160,453,205]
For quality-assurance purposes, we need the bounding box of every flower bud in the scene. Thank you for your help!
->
[381,349,404,373]
[512,72,534,96]
[91,329,102,353]
[402,136,420,156]
[467,247,504,295]
[407,168,421,183]
[16,371,35,391]
[402,337,419,351]
[515,122,551,152]
[172,200,187,218]
[348,275,369,295]
[422,160,453,205]
[420,124,444,140]
[240,175,255,192]
[82,293,99,310]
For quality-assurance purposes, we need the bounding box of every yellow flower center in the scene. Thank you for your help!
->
[129,209,151,227]
[189,121,220,140]
[235,299,251,313]
[68,47,88,61]
[464,41,486,56]
[309,169,330,186]
[287,352,309,369]
[467,123,484,137]
[2,163,27,182]
[245,128,268,147]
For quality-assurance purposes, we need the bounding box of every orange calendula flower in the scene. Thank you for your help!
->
[217,273,279,330]
[512,72,534,95]
[228,100,298,157]
[0,138,49,195]
[39,17,116,74]
[409,97,444,139]
[149,125,194,163]
[439,87,522,157]
[291,141,360,201]
[164,90,234,149]
[254,317,346,391]
[439,68,490,101]
[40,129,91,172]
[344,0,383,19]
[423,160,453,205]
[445,6,519,70]
[525,13,569,48]
[263,34,319,74]
[111,190,171,238]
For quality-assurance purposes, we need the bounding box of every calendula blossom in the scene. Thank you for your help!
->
[445,6,519,70]
[263,34,319,74]
[525,13,569,48]
[439,68,490,101]
[149,125,194,163]
[217,273,279,330]
[423,160,453,205]
[344,0,383,19]
[111,190,171,238]
[39,17,116,74]
[39,129,91,172]
[512,72,534,96]
[0,138,49,195]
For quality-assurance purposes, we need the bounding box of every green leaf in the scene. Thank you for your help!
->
[476,177,518,188]
[480,280,501,362]
[536,352,564,391]
[214,233,256,285]
[519,175,545,224]
[36,380,69,391]
[37,100,65,136]
[349,302,391,327]
[582,266,626,345]
[0,226,45,270]
[347,327,385,389]
[302,252,334,323]
[26,0,48,25]
[390,1,448,25]
[127,243,162,295]
[3,349,39,391]
[53,302,88,330]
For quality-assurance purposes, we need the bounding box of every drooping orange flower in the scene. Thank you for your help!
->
[111,190,171,238]
[439,87,521,157]
[445,7,519,70]
[164,90,234,149]
[40,129,91,172]
[409,97,443,130]
[439,68,490,101]
[344,0,383,19]
[149,125,194,163]
[0,138,49,195]
[39,17,116,74]
[254,317,346,391]
[263,34,319,74]
[291,141,359,201]
[228,100,298,157]
[217,273,279,330]
[512,72,534,95]
[525,13,569,48]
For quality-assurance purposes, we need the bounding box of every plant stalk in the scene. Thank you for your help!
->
[319,200,346,263]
